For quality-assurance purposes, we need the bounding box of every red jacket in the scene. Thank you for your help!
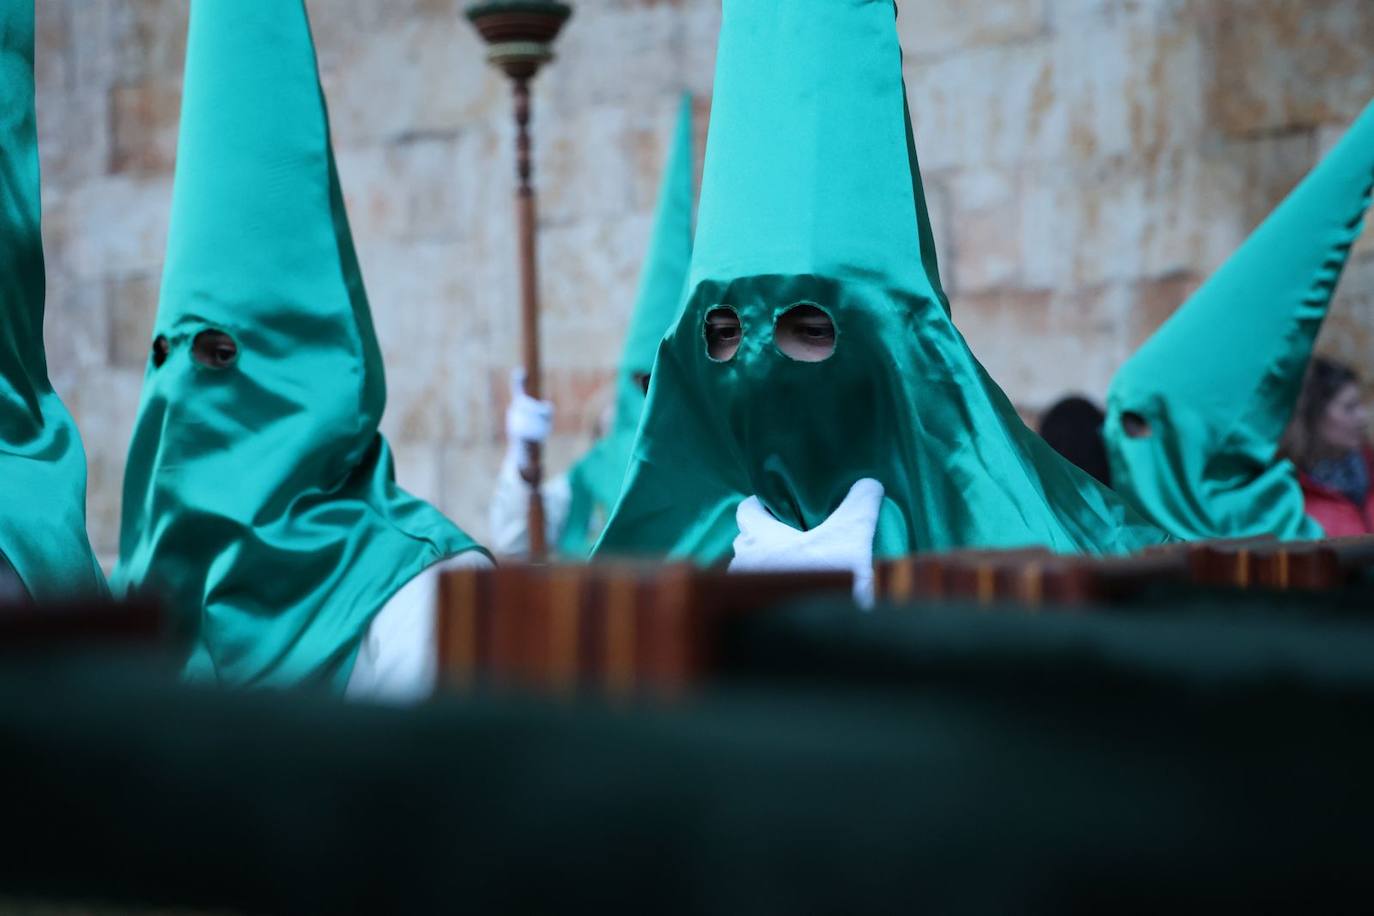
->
[1299,448,1374,537]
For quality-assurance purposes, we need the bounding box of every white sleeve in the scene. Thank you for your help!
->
[487,452,572,558]
[345,550,494,704]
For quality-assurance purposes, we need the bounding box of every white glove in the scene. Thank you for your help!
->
[728,478,884,608]
[505,368,553,471]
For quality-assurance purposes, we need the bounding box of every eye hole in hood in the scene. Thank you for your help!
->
[774,303,836,363]
[192,330,239,370]
[1121,411,1153,439]
[704,306,742,362]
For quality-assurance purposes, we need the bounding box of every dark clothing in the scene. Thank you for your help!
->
[1038,396,1111,487]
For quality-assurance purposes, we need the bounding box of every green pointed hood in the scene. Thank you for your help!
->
[113,0,484,689]
[616,92,696,429]
[1105,99,1374,541]
[595,0,1166,561]
[0,0,106,600]
[560,94,696,557]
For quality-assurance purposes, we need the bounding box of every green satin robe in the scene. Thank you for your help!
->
[595,0,1168,563]
[1105,99,1374,541]
[114,0,485,689]
[0,0,106,600]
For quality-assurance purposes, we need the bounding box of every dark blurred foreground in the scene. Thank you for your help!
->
[5,590,1374,914]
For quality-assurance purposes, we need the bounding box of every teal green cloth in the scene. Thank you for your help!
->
[559,94,696,558]
[1105,99,1374,541]
[113,0,485,690]
[11,601,1374,913]
[0,0,106,601]
[729,593,1374,692]
[595,0,1167,562]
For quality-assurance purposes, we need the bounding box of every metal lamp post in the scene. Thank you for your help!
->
[465,1,572,561]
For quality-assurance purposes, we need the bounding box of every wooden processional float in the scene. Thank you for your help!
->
[5,538,1373,692]
[433,535,1374,697]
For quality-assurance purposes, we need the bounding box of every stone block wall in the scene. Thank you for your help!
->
[32,0,1374,563]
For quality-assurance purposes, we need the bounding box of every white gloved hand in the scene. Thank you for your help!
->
[728,478,885,608]
[505,368,554,472]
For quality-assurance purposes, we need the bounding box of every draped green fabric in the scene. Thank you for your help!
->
[559,94,695,557]
[14,598,1374,913]
[113,0,485,689]
[595,0,1167,562]
[1105,99,1374,541]
[0,0,106,601]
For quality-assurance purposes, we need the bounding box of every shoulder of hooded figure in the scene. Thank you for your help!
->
[436,550,495,572]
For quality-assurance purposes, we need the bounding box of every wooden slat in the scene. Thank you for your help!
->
[435,534,1374,698]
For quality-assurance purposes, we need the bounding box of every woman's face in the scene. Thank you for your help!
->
[1318,382,1368,456]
